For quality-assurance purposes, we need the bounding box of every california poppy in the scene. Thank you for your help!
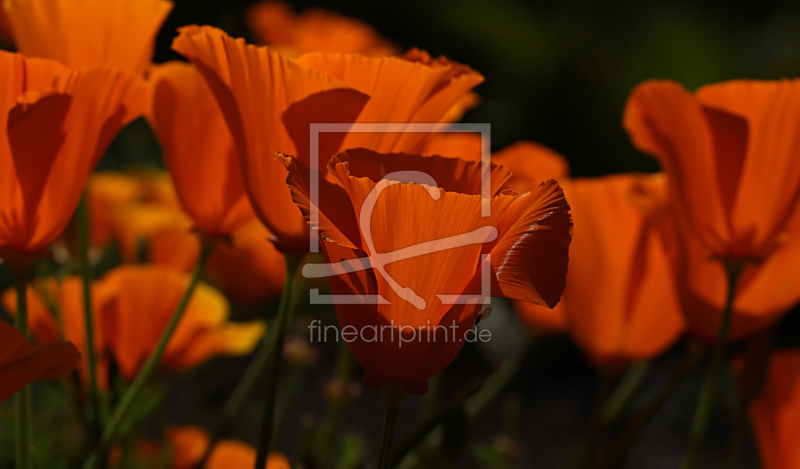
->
[246,0,397,57]
[172,26,483,251]
[147,62,255,237]
[0,318,81,404]
[749,350,800,469]
[97,265,265,380]
[5,0,172,75]
[2,278,108,387]
[283,149,571,392]
[3,267,265,383]
[86,172,145,248]
[0,52,147,256]
[624,79,800,262]
[168,426,291,469]
[525,174,684,365]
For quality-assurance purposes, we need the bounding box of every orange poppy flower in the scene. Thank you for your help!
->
[98,265,265,380]
[664,203,800,342]
[0,51,147,255]
[0,318,81,404]
[168,426,290,469]
[2,278,108,387]
[87,172,145,248]
[749,350,800,469]
[624,79,800,261]
[246,0,397,57]
[5,0,172,75]
[283,149,572,391]
[149,221,286,305]
[0,7,12,45]
[172,26,483,251]
[524,174,684,365]
[4,267,265,384]
[147,62,255,236]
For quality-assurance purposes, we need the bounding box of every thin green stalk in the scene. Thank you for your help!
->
[378,385,407,469]
[600,362,650,426]
[82,241,212,469]
[253,254,304,469]
[76,193,107,428]
[466,341,532,418]
[598,346,699,469]
[15,280,32,469]
[681,266,743,469]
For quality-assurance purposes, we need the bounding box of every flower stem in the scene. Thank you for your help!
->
[598,346,699,469]
[82,239,213,469]
[378,384,407,469]
[15,280,33,469]
[76,192,107,429]
[253,254,304,469]
[680,265,743,469]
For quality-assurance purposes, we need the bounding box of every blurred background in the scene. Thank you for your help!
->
[5,0,800,467]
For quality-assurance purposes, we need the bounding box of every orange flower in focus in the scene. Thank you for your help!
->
[147,62,255,236]
[0,319,81,404]
[247,0,397,57]
[2,278,108,387]
[525,175,684,365]
[98,265,265,380]
[624,80,800,261]
[168,426,290,469]
[5,0,172,75]
[749,350,800,469]
[0,52,147,255]
[283,149,572,391]
[172,26,483,250]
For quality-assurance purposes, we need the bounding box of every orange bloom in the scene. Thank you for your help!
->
[247,0,397,57]
[0,51,147,255]
[749,350,800,469]
[149,221,286,305]
[87,172,145,248]
[172,26,482,250]
[421,133,570,194]
[5,0,172,75]
[98,265,265,380]
[283,149,572,391]
[168,426,290,469]
[0,7,12,45]
[525,175,684,365]
[147,62,255,236]
[3,267,265,385]
[2,278,108,387]
[624,79,800,261]
[0,318,81,404]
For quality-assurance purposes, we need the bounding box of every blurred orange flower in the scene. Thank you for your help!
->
[3,267,265,385]
[283,149,572,391]
[5,0,172,75]
[172,26,483,251]
[0,318,81,404]
[2,278,108,387]
[247,0,397,57]
[147,62,255,237]
[98,265,265,380]
[624,79,800,261]
[749,350,800,469]
[168,426,290,469]
[0,52,147,255]
[524,175,684,365]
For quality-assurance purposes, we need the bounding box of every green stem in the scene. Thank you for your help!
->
[600,362,650,426]
[253,254,304,469]
[15,280,32,469]
[466,342,532,418]
[680,266,742,469]
[77,193,107,428]
[82,240,212,469]
[598,346,699,469]
[378,385,407,469]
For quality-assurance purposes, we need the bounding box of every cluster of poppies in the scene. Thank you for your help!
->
[1,0,800,468]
